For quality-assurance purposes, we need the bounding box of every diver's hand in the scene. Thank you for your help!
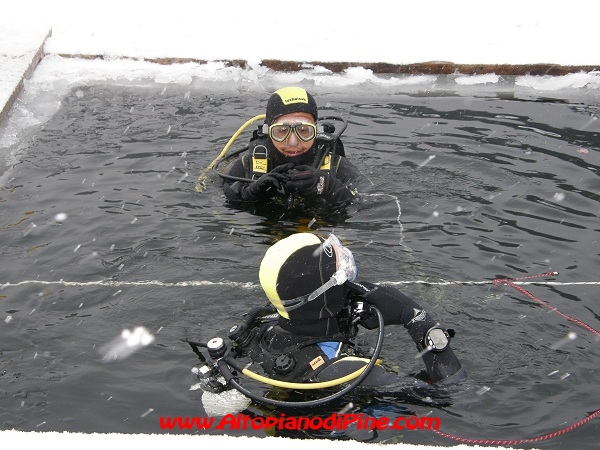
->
[243,173,287,198]
[229,165,293,201]
[285,165,327,197]
[270,163,295,176]
[285,164,356,206]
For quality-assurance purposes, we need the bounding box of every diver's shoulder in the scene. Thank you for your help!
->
[222,153,248,178]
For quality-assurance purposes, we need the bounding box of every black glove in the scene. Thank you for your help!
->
[226,164,293,201]
[285,165,355,205]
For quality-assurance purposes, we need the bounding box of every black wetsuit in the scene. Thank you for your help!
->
[236,281,467,387]
[220,134,363,217]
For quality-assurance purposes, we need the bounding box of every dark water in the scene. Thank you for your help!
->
[1,83,599,448]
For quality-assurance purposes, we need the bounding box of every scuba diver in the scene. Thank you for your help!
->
[188,232,466,413]
[218,87,363,217]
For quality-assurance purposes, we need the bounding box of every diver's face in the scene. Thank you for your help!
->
[269,112,316,158]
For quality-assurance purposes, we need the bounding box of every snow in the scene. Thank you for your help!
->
[4,0,600,65]
[2,0,600,149]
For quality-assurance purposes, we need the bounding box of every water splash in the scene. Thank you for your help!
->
[417,154,436,168]
[550,331,577,350]
[100,326,155,361]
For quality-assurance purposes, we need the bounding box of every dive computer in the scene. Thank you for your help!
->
[420,327,450,352]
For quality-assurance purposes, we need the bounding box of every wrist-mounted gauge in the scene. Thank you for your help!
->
[420,327,450,352]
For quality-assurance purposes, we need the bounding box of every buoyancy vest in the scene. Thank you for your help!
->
[243,129,345,180]
[256,324,367,383]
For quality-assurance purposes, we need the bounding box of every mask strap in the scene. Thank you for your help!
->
[280,269,348,312]
[280,293,310,312]
[306,270,347,303]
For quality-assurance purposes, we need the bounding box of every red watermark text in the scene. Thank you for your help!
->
[160,413,440,432]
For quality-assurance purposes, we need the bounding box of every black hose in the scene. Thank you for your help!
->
[229,304,276,347]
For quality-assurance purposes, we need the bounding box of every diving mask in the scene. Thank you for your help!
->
[264,122,318,142]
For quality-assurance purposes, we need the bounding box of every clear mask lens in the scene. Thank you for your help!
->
[269,122,317,142]
[325,234,357,284]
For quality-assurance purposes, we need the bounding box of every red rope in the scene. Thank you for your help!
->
[431,271,600,445]
[431,408,600,446]
[494,271,600,337]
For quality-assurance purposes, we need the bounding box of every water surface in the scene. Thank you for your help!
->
[1,81,599,448]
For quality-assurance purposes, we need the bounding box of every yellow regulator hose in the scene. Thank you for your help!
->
[241,357,382,390]
[195,114,266,192]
